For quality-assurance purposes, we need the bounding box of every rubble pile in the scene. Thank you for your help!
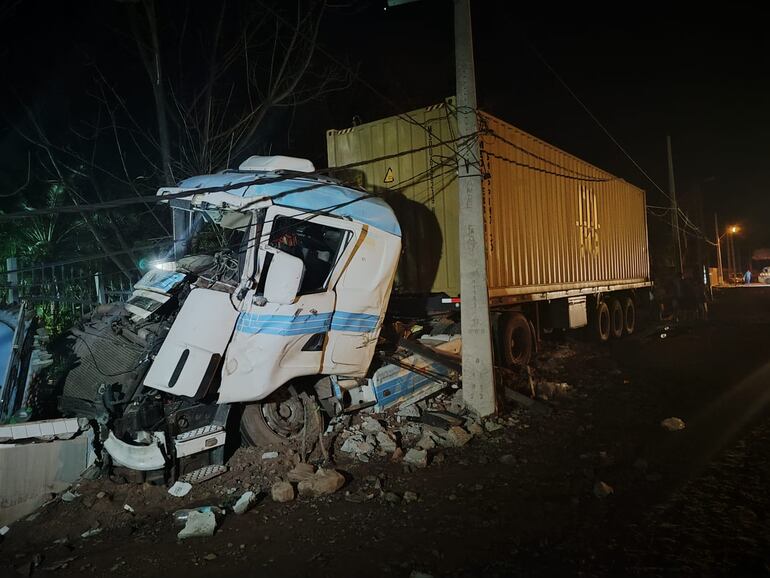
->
[331,388,514,467]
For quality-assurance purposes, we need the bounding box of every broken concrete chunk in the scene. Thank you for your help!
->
[376,431,397,453]
[261,451,279,460]
[178,510,217,539]
[123,504,135,514]
[0,525,9,536]
[484,420,503,433]
[61,491,80,503]
[396,405,421,418]
[80,528,102,539]
[401,422,423,440]
[403,491,419,503]
[340,435,374,457]
[444,426,473,447]
[593,481,614,498]
[416,432,437,450]
[660,417,686,431]
[383,492,401,504]
[233,491,256,514]
[271,481,295,503]
[168,481,193,498]
[287,463,316,483]
[403,448,428,468]
[297,468,345,497]
[361,417,384,434]
[467,422,484,436]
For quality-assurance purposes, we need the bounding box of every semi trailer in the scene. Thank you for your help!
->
[54,100,650,483]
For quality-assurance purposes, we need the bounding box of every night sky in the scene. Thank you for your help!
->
[1,0,768,254]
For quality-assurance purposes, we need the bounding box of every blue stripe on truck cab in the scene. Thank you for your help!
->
[235,311,380,336]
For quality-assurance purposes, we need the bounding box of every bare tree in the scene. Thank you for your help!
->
[123,0,351,178]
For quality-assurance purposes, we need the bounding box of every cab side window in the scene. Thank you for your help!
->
[268,216,348,294]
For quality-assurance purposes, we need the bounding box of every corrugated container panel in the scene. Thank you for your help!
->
[326,99,650,300]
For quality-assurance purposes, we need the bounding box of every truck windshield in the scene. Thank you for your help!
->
[185,209,258,279]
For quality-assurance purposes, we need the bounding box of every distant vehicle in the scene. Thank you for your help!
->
[759,267,770,284]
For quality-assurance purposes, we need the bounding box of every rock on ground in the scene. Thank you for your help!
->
[661,417,686,431]
[593,480,614,498]
[233,491,256,514]
[403,448,429,468]
[271,481,295,503]
[445,426,473,447]
[297,468,345,497]
[376,431,397,453]
[287,463,315,483]
[178,510,217,539]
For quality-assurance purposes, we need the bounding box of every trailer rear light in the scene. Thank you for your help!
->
[441,298,461,304]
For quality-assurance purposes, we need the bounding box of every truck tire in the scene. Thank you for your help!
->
[609,298,624,339]
[594,301,611,342]
[500,312,533,367]
[623,296,636,335]
[240,390,322,448]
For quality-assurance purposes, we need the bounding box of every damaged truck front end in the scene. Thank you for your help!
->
[56,157,405,483]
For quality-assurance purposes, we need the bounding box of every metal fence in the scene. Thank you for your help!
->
[2,257,134,320]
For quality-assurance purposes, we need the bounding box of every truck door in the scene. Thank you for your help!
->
[218,207,362,404]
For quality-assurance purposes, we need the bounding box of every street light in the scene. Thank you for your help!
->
[713,220,741,285]
[718,225,741,283]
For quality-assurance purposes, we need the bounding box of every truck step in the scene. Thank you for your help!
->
[179,464,228,484]
[174,425,226,458]
[175,424,224,442]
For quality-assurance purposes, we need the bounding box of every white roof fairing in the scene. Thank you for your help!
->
[158,171,401,237]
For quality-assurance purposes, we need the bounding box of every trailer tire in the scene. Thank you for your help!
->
[240,390,322,449]
[623,296,636,335]
[609,298,624,339]
[500,312,533,367]
[594,301,611,342]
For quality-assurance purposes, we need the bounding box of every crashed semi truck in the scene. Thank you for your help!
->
[55,99,650,483]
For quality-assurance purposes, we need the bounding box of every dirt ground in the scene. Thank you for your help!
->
[3,286,770,577]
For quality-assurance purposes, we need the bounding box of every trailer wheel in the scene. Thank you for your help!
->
[623,296,636,335]
[594,301,611,342]
[609,298,624,339]
[240,389,322,448]
[500,312,533,367]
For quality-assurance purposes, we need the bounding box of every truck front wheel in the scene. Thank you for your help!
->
[240,389,322,448]
[500,312,533,367]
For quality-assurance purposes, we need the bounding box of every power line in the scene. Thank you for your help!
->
[528,43,718,248]
[528,43,675,205]
[480,150,615,183]
[0,133,477,222]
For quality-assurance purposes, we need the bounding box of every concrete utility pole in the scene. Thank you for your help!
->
[714,214,724,284]
[666,135,684,277]
[454,0,496,416]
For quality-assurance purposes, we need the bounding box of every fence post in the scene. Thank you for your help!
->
[6,257,18,305]
[94,273,106,305]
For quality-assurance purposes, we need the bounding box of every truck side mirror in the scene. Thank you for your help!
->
[264,250,305,304]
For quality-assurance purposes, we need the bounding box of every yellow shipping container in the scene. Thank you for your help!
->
[326,98,650,304]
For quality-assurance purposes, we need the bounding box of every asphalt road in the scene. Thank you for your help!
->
[2,286,770,577]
